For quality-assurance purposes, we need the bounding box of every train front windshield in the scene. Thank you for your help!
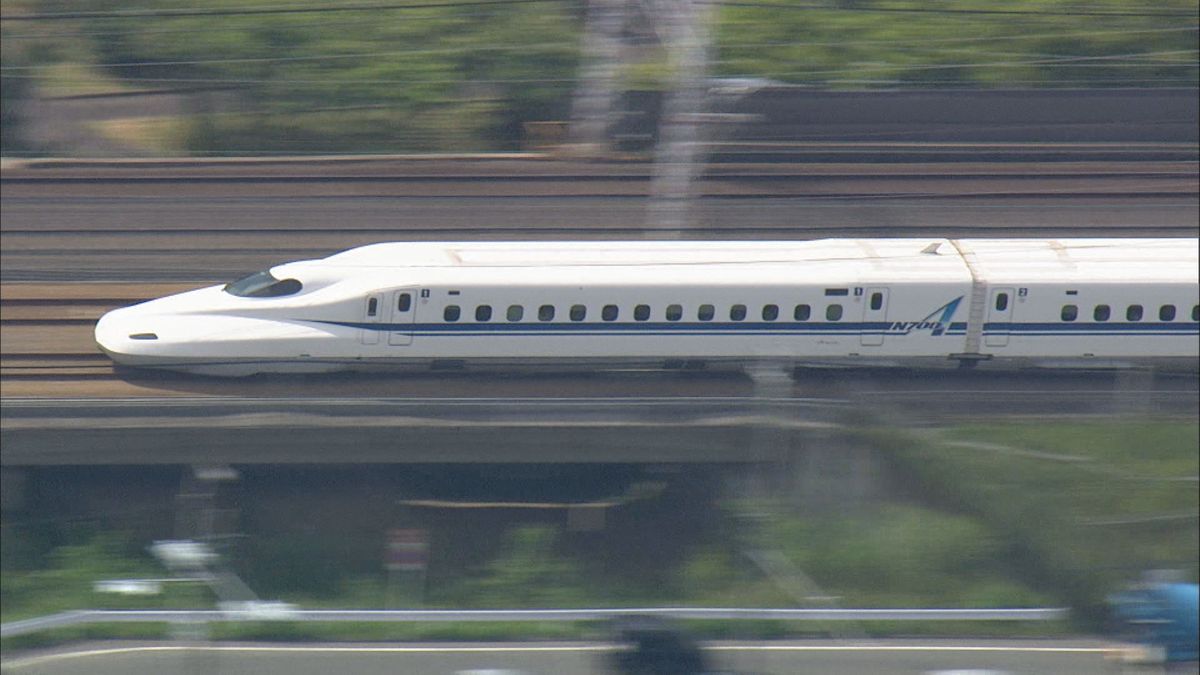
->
[224,271,303,298]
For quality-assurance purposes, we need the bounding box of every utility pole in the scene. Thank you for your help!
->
[568,0,629,154]
[646,0,717,234]
[570,0,718,226]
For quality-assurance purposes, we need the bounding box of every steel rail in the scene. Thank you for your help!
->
[3,169,1197,182]
[6,220,1199,238]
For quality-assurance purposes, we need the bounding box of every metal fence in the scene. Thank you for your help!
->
[2,606,1068,639]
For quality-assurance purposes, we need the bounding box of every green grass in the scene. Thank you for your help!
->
[0,533,214,624]
[866,419,1199,628]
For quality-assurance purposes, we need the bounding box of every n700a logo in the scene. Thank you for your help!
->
[885,297,962,336]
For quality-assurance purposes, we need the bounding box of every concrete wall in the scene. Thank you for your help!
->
[616,88,1200,147]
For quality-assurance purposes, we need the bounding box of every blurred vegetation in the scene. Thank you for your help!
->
[0,532,211,623]
[2,0,1196,154]
[451,525,591,607]
[753,505,1052,608]
[718,0,1199,88]
[2,419,1195,644]
[869,419,1200,630]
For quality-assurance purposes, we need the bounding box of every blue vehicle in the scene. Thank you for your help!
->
[1109,582,1199,664]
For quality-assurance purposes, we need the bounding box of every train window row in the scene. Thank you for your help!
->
[1060,304,1199,322]
[440,303,846,323]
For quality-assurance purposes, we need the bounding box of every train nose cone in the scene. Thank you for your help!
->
[95,306,161,366]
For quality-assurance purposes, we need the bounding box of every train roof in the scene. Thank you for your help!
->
[315,239,971,285]
[957,239,1199,285]
[311,238,1200,287]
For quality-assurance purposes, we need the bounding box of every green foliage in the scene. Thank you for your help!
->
[4,419,1192,644]
[4,0,1195,153]
[453,525,590,607]
[715,0,1199,87]
[0,532,199,622]
[77,0,579,153]
[2,624,172,652]
[753,504,1051,608]
[0,525,50,572]
[865,419,1199,628]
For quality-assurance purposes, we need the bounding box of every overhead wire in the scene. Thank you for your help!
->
[5,13,1195,41]
[3,0,581,21]
[0,43,580,71]
[8,0,1196,20]
[1,9,556,39]
[4,46,1191,73]
[7,49,1190,83]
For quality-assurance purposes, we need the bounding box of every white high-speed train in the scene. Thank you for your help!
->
[95,238,1199,376]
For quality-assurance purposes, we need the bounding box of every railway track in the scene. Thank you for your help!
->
[5,150,1197,172]
[2,286,1197,415]
[3,158,1196,197]
[0,285,174,381]
[1,157,1196,398]
[8,218,1197,283]
[4,158,1196,282]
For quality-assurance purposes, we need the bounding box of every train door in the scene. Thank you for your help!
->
[985,287,1015,347]
[388,289,416,346]
[860,287,889,346]
[361,293,383,345]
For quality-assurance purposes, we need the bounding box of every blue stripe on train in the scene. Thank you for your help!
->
[312,319,1196,337]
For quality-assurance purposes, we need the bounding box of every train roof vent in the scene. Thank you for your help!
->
[921,242,942,255]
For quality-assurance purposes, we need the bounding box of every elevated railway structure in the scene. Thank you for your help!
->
[2,283,1196,466]
[1,159,1197,469]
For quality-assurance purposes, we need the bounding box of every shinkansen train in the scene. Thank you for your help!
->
[94,238,1200,376]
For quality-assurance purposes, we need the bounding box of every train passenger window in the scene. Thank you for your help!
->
[1193,305,1199,321]
[698,304,715,321]
[1159,304,1176,321]
[1094,305,1110,322]
[762,304,779,321]
[397,294,412,312]
[794,304,811,321]
[444,305,461,322]
[507,305,524,321]
[869,292,883,311]
[602,305,619,321]
[570,304,587,321]
[538,305,555,321]
[634,304,651,321]
[367,297,378,317]
[1127,304,1143,321]
[730,304,747,321]
[1061,304,1078,322]
[475,305,492,322]
[826,304,843,321]
[666,304,683,321]
[995,293,1009,311]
